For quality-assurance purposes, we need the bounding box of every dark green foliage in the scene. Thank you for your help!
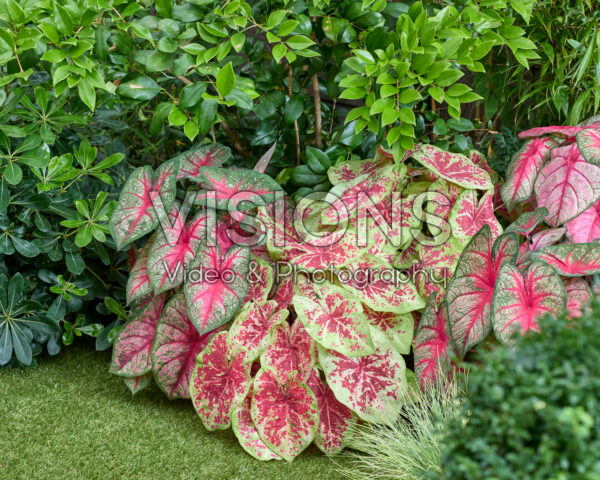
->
[437,302,600,480]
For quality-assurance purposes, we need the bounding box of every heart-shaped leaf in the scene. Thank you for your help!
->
[445,227,519,358]
[190,331,251,430]
[530,243,600,276]
[534,143,600,226]
[110,294,165,377]
[251,368,318,461]
[126,241,153,305]
[232,394,281,461]
[327,157,391,185]
[576,128,600,165]
[449,189,502,246]
[175,143,231,180]
[364,305,414,355]
[501,137,556,211]
[123,373,153,395]
[492,262,566,345]
[566,200,600,243]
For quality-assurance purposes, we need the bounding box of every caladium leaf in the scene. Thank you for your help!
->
[413,294,453,390]
[148,208,207,294]
[110,161,177,249]
[327,157,391,185]
[470,150,494,176]
[151,291,219,399]
[564,278,592,318]
[306,368,356,455]
[534,143,600,226]
[286,232,365,272]
[184,243,250,335]
[364,305,414,355]
[251,368,318,462]
[260,320,316,383]
[411,144,493,190]
[244,256,273,303]
[126,241,153,305]
[576,128,600,165]
[505,207,550,236]
[530,243,600,276]
[190,331,252,430]
[449,190,502,246]
[175,143,231,180]
[110,294,166,377]
[501,137,556,211]
[566,200,600,243]
[518,125,599,139]
[530,228,566,250]
[318,330,407,423]
[123,373,152,395]
[492,262,566,345]
[232,394,281,461]
[445,227,519,358]
[293,281,374,357]
[193,167,283,209]
[228,300,288,363]
[338,255,424,314]
[271,273,294,309]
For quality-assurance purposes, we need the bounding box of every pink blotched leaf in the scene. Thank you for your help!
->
[307,369,356,455]
[176,143,231,180]
[566,200,600,243]
[530,243,600,276]
[318,330,407,423]
[250,369,318,461]
[505,207,550,236]
[364,305,414,355]
[445,227,519,358]
[327,157,392,185]
[564,278,592,319]
[501,137,556,211]
[110,161,177,249]
[534,143,600,226]
[148,208,207,294]
[293,281,374,357]
[110,294,166,377]
[449,190,502,246]
[492,262,566,345]
[530,228,566,250]
[232,394,281,461]
[194,167,283,209]
[413,294,453,390]
[126,241,152,305]
[518,124,600,139]
[123,373,152,395]
[411,144,493,190]
[184,243,250,335]
[271,273,294,309]
[338,255,424,314]
[470,150,494,176]
[190,331,251,430]
[244,256,274,304]
[228,300,288,363]
[260,320,316,383]
[576,128,600,165]
[151,291,219,399]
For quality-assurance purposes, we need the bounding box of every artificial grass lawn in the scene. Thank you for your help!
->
[0,344,348,480]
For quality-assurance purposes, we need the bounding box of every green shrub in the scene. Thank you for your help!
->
[437,302,600,480]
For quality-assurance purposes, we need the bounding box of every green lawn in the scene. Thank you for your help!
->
[0,345,347,480]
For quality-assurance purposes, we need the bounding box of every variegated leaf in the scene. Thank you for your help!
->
[327,157,391,185]
[449,189,502,246]
[175,143,231,180]
[126,241,152,305]
[244,256,274,303]
[576,128,600,165]
[564,278,592,319]
[251,368,318,461]
[566,200,600,243]
[505,207,550,236]
[445,227,519,358]
[190,331,251,430]
[492,262,566,345]
[364,305,414,355]
[518,124,599,140]
[530,243,600,276]
[123,373,152,395]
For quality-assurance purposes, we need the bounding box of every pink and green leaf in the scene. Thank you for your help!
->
[123,373,153,395]
[232,394,281,461]
[518,125,599,139]
[566,200,600,243]
[126,241,153,305]
[530,243,600,276]
[445,227,519,358]
[244,256,274,303]
[449,189,502,246]
[327,157,391,185]
[411,144,493,190]
[189,331,251,430]
[306,368,356,455]
[576,128,600,165]
[564,278,592,319]
[228,300,288,363]
[413,294,453,390]
[318,331,407,423]
[176,143,231,180]
[364,305,414,355]
[110,294,166,377]
[505,207,549,236]
[293,281,374,357]
[110,161,177,249]
[501,137,556,211]
[151,291,220,399]
[492,262,566,345]
[251,368,318,461]
[534,143,600,226]
[184,243,250,335]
